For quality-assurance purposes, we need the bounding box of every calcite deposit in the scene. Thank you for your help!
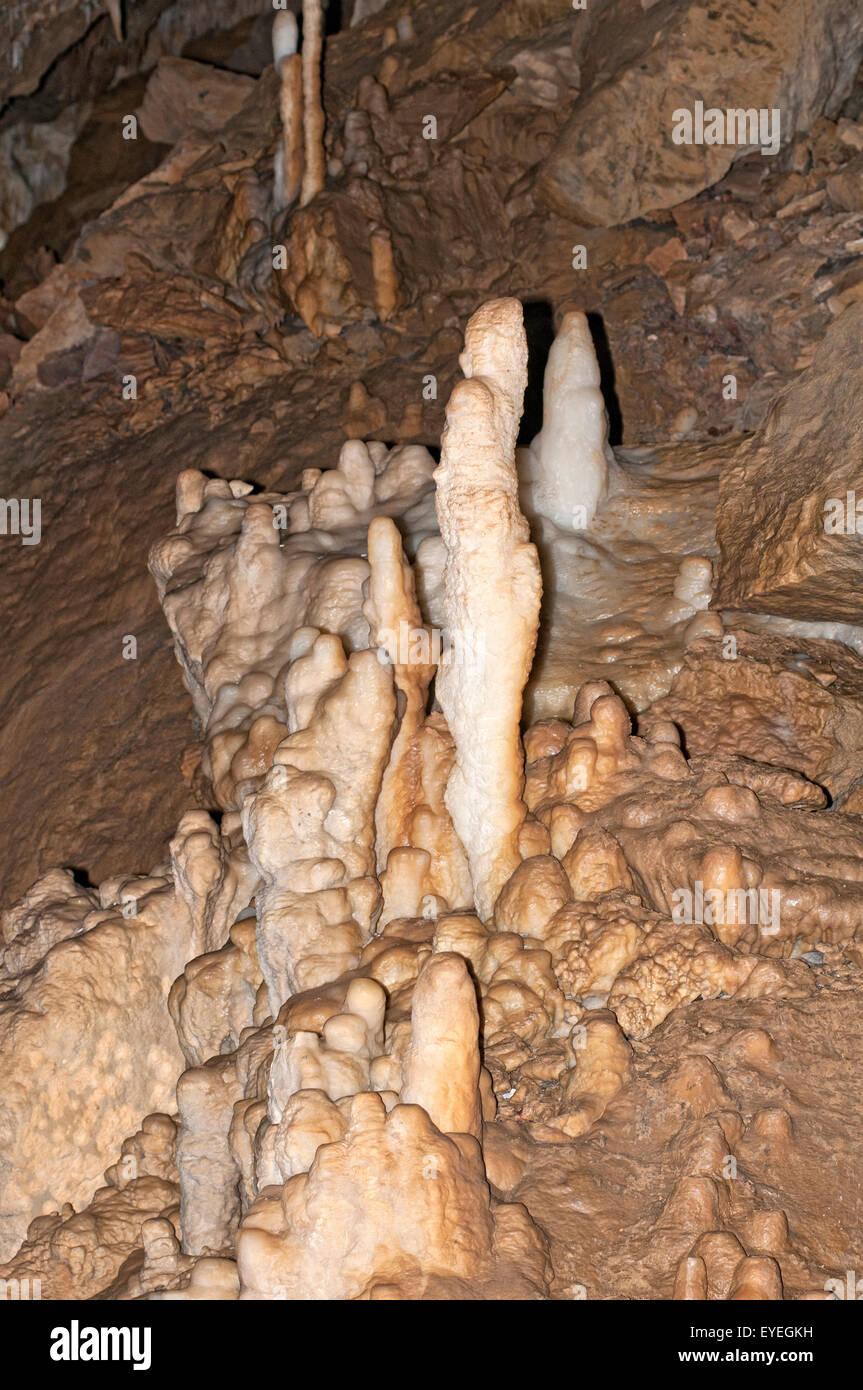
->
[1,0,863,1310]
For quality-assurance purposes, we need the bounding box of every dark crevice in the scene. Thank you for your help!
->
[586,310,623,447]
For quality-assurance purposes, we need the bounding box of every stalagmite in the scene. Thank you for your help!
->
[369,226,399,322]
[434,297,543,920]
[519,310,618,531]
[400,952,483,1140]
[177,1062,242,1256]
[362,515,434,867]
[242,645,395,1010]
[169,810,256,957]
[7,42,863,1310]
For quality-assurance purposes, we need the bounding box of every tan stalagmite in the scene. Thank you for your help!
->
[300,0,326,207]
[400,952,483,1140]
[177,1060,241,1256]
[370,227,399,322]
[235,1091,550,1299]
[242,644,395,1010]
[673,1256,709,1300]
[272,12,304,212]
[149,446,435,816]
[363,516,473,917]
[434,297,543,921]
[169,810,257,957]
[363,516,434,867]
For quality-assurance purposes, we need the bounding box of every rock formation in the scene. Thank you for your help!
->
[519,310,618,532]
[433,297,543,921]
[1,0,863,1317]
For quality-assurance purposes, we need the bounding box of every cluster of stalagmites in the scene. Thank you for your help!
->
[2,297,862,1299]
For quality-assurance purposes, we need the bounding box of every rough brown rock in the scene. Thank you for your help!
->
[540,0,863,226]
[648,629,863,799]
[715,301,863,622]
[136,58,256,145]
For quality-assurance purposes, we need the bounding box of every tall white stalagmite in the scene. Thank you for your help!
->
[434,297,542,921]
[520,309,617,531]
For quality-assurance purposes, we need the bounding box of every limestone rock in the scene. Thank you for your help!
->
[648,630,863,798]
[715,301,863,623]
[137,59,256,146]
[0,878,195,1260]
[236,1093,550,1300]
[540,0,863,226]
